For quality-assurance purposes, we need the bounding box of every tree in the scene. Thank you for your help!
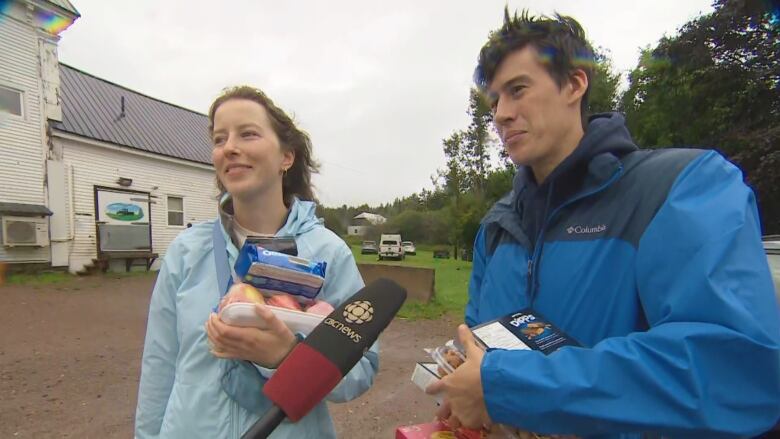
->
[588,48,621,114]
[484,167,516,205]
[622,0,779,233]
[437,131,468,196]
[463,88,497,195]
[316,204,345,235]
[385,210,427,243]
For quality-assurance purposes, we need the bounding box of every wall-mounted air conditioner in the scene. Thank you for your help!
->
[2,216,50,247]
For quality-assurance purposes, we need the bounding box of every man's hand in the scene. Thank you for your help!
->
[426,324,492,430]
[206,304,297,368]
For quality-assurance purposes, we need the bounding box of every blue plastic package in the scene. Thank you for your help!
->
[235,242,326,301]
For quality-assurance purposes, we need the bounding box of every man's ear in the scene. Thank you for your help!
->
[566,69,589,106]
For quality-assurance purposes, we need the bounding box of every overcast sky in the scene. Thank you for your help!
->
[57,0,714,207]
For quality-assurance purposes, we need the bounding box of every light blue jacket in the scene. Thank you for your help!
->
[135,198,377,438]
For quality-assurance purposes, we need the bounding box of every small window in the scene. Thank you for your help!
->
[0,86,23,117]
[167,196,184,226]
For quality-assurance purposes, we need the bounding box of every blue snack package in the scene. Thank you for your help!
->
[234,242,327,302]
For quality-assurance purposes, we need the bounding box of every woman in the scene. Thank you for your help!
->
[134,86,376,438]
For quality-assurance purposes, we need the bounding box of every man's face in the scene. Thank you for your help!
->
[487,46,580,170]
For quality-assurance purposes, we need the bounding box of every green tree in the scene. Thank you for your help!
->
[316,204,345,235]
[463,88,496,194]
[622,0,779,233]
[588,48,621,114]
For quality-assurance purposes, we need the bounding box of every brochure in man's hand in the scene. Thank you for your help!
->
[470,308,580,354]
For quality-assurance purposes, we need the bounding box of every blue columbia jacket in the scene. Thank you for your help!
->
[468,113,780,438]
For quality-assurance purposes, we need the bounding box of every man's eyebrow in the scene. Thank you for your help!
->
[487,74,533,105]
[500,74,532,92]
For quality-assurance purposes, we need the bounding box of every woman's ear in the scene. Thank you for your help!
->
[282,149,295,172]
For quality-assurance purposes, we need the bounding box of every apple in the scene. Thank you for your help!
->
[219,283,265,311]
[238,283,265,304]
[266,294,303,311]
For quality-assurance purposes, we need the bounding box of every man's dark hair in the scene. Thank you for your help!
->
[475,8,596,122]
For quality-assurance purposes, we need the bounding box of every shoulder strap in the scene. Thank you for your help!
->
[213,221,233,296]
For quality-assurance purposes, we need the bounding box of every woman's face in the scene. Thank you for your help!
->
[211,99,294,201]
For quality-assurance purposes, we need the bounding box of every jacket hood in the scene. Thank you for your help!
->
[484,112,637,247]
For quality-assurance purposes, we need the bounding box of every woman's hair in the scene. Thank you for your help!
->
[208,86,319,205]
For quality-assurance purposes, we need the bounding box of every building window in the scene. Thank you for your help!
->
[0,86,23,117]
[167,196,184,226]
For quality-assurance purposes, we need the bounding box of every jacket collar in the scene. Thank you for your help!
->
[483,112,636,241]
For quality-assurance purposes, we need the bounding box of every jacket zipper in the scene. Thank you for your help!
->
[526,165,624,305]
[232,400,239,438]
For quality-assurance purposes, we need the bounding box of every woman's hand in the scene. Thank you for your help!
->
[205,303,297,368]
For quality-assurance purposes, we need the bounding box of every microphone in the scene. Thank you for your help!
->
[242,277,407,439]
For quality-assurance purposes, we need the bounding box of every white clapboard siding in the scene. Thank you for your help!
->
[56,136,218,272]
[0,15,48,263]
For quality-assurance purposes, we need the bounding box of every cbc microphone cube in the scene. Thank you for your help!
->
[235,242,327,302]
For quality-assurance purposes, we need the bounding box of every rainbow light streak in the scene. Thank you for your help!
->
[537,46,597,70]
[35,9,73,35]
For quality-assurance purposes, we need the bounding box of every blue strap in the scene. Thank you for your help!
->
[213,221,274,414]
[213,221,233,297]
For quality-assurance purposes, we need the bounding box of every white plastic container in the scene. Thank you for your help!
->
[219,302,325,335]
[430,342,466,376]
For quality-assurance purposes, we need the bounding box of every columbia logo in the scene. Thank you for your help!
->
[567,224,607,234]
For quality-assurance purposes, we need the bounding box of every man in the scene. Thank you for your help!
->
[428,9,780,438]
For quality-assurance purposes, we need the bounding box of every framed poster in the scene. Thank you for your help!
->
[96,188,149,225]
[94,187,152,252]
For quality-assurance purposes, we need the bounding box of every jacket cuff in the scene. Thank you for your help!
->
[481,348,540,426]
[252,332,306,379]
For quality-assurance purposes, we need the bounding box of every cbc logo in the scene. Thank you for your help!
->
[343,300,373,324]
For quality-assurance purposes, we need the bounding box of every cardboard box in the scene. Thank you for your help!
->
[411,362,443,403]
[471,308,579,354]
[395,421,450,439]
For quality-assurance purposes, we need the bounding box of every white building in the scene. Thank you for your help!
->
[0,0,217,273]
[347,212,386,236]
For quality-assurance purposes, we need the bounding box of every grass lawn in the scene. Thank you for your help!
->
[3,270,155,286]
[350,246,472,320]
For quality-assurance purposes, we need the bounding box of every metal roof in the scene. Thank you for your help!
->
[53,63,213,165]
[352,212,387,224]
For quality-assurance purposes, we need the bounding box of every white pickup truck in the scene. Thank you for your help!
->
[378,234,404,261]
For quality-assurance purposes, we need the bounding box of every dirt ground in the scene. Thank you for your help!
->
[0,273,460,438]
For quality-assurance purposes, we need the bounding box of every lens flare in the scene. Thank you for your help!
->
[35,9,72,34]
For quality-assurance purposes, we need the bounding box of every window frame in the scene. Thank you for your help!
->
[167,195,185,227]
[0,84,24,119]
